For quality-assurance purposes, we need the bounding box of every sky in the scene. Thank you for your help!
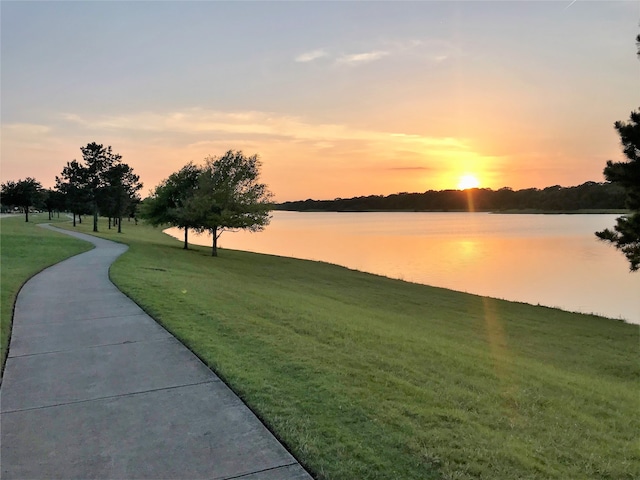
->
[1,1,638,202]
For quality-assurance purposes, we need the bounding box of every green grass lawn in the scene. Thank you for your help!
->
[27,218,640,478]
[0,214,92,375]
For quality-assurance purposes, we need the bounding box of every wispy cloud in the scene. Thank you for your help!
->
[294,38,458,68]
[2,109,498,198]
[387,166,434,171]
[295,49,329,63]
[57,108,468,152]
[2,123,51,136]
[336,50,390,66]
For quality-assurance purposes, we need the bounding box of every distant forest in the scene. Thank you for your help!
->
[276,182,627,212]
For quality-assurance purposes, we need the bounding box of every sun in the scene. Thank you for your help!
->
[457,174,480,190]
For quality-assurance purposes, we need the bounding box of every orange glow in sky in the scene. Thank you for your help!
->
[458,175,481,190]
[1,2,637,201]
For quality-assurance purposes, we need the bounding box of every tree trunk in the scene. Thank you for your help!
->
[118,216,122,233]
[48,210,52,220]
[73,212,77,227]
[79,214,82,224]
[24,207,29,222]
[183,228,189,250]
[211,227,218,256]
[108,217,112,229]
[93,202,98,232]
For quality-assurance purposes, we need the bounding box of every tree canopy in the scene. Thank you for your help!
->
[189,151,273,256]
[81,143,124,232]
[100,163,143,233]
[56,160,91,226]
[140,162,201,249]
[56,143,142,232]
[0,178,43,222]
[596,108,640,271]
[42,189,66,220]
[143,151,273,256]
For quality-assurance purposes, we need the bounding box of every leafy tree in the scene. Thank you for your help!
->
[140,162,201,249]
[56,143,128,231]
[127,198,141,224]
[81,142,123,232]
[0,178,43,222]
[100,163,143,233]
[596,108,640,271]
[43,189,66,220]
[56,160,90,227]
[188,151,273,256]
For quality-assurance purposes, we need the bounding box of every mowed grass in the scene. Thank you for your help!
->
[0,214,92,375]
[60,219,639,479]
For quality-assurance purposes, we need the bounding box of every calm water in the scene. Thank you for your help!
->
[166,212,640,324]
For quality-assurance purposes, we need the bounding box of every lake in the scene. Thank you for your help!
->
[166,211,640,324]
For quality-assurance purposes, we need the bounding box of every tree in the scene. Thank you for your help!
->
[596,108,640,271]
[81,142,123,232]
[43,189,66,220]
[100,163,143,233]
[140,162,201,249]
[56,143,127,231]
[188,151,273,256]
[56,160,90,227]
[0,178,43,222]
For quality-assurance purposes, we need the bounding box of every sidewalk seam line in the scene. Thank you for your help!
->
[1,379,218,414]
[8,336,174,359]
[217,462,299,480]
[13,311,147,325]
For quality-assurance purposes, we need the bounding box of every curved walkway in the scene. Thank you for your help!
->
[0,225,312,480]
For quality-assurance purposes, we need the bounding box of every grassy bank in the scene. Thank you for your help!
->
[49,219,640,478]
[0,214,92,376]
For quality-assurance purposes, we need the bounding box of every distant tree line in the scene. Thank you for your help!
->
[1,142,143,233]
[277,182,626,213]
[0,177,44,222]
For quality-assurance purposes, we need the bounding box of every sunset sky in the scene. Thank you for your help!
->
[2,1,638,201]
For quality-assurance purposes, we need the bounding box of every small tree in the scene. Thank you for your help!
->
[189,151,273,256]
[81,142,123,232]
[56,160,90,227]
[0,178,43,222]
[596,108,640,271]
[101,163,143,233]
[42,189,66,220]
[56,143,128,231]
[140,162,201,249]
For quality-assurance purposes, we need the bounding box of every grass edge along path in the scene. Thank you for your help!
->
[59,219,639,480]
[0,214,93,378]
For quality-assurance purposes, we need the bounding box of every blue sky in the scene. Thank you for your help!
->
[2,1,638,200]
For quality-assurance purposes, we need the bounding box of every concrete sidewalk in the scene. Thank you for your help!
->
[0,225,313,479]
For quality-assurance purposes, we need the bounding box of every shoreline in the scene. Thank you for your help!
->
[163,217,640,325]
